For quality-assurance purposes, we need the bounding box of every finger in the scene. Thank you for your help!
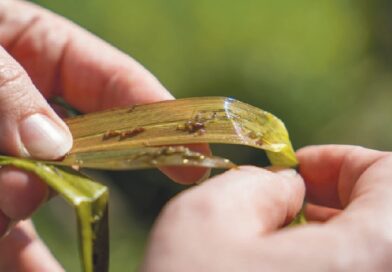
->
[258,145,392,270]
[0,46,72,159]
[0,0,209,183]
[0,47,70,237]
[0,220,64,271]
[144,145,392,271]
[297,145,392,225]
[243,220,391,271]
[0,0,172,112]
[163,166,304,233]
[0,167,48,222]
[159,144,212,184]
[244,144,392,271]
[304,203,340,222]
[142,166,304,270]
[296,145,387,209]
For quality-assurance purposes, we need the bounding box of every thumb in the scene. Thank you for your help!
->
[0,46,72,159]
[142,166,304,272]
[153,166,304,241]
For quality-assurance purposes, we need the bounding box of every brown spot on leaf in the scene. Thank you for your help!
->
[102,130,122,140]
[119,127,145,140]
[103,127,146,140]
[177,120,206,134]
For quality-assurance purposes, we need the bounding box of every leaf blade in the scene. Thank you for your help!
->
[0,156,109,272]
[63,97,297,169]
[1,97,299,272]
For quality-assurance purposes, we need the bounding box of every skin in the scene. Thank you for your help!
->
[141,145,392,272]
[0,1,209,271]
[1,2,392,272]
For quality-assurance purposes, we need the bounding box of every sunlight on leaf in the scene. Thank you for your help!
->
[63,97,297,169]
[1,97,298,272]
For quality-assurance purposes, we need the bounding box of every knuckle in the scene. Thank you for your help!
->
[0,59,36,112]
[344,145,386,163]
[0,59,26,91]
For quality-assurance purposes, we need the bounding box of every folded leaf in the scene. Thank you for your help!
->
[62,97,297,169]
[1,97,298,272]
[0,156,108,272]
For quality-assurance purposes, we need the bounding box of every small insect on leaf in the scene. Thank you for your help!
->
[102,130,121,140]
[65,97,298,168]
[119,127,145,140]
[4,97,299,272]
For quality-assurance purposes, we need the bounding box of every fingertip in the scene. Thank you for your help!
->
[185,165,305,232]
[161,166,211,185]
[160,144,212,184]
[269,167,298,178]
[273,169,306,222]
[266,167,304,194]
[239,166,305,223]
[19,113,73,160]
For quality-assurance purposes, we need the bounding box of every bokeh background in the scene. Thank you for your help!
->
[28,0,392,271]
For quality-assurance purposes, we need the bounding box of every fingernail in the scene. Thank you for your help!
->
[19,114,73,159]
[275,168,298,178]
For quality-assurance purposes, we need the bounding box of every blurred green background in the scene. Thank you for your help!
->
[28,0,392,271]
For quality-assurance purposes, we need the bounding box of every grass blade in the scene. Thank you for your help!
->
[63,97,297,169]
[0,156,109,272]
[1,97,299,272]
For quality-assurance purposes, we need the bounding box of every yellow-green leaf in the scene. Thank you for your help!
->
[1,97,299,272]
[62,97,297,169]
[0,156,108,272]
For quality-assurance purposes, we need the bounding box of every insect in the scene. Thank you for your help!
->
[102,130,122,140]
[102,127,145,140]
[119,127,145,140]
[176,120,206,135]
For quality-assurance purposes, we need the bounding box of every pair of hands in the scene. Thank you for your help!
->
[0,1,391,271]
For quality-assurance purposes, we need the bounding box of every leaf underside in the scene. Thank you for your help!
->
[0,97,298,272]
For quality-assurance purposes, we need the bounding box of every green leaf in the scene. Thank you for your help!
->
[62,97,297,169]
[0,156,108,272]
[1,97,299,272]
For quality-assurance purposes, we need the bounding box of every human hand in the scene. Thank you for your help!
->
[0,1,209,271]
[142,145,392,272]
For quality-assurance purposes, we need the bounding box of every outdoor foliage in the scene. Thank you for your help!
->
[28,0,392,271]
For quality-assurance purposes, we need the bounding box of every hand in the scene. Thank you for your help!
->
[0,1,209,271]
[142,145,392,272]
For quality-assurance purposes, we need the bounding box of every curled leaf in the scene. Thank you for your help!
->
[60,146,235,170]
[63,97,297,169]
[0,156,108,272]
[1,97,298,272]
